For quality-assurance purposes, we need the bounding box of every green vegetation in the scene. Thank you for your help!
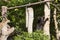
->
[14,30,49,40]
[0,0,60,40]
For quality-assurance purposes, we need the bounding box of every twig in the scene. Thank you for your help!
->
[51,3,60,11]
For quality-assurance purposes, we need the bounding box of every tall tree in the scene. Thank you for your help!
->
[0,6,14,40]
[44,0,50,38]
[53,8,59,40]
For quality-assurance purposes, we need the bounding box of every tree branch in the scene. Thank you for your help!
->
[51,3,60,11]
[8,0,54,9]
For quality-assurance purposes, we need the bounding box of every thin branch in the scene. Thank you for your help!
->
[8,0,54,9]
[57,4,60,6]
[51,3,60,11]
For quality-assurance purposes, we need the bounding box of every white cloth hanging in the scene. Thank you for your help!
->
[26,7,34,33]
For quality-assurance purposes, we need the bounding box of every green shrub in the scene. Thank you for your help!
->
[14,30,49,40]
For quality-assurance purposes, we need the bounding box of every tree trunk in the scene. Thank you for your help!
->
[53,8,59,40]
[0,27,14,40]
[44,0,50,38]
[0,6,15,40]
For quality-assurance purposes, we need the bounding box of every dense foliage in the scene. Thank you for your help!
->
[14,30,49,40]
[0,0,60,40]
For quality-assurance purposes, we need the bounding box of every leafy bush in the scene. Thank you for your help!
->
[14,30,49,40]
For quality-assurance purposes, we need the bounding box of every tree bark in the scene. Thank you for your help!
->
[0,6,15,40]
[44,0,50,38]
[53,8,59,40]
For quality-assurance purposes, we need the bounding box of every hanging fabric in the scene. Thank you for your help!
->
[26,7,34,33]
[26,7,29,28]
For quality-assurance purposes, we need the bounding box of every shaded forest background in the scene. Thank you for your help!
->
[0,0,60,40]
